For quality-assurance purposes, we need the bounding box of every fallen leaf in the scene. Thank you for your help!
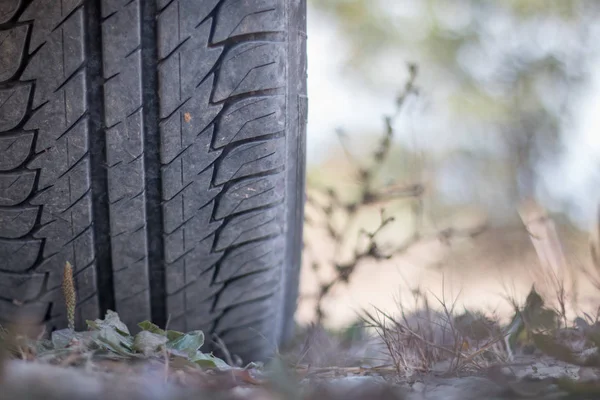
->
[138,320,166,336]
[133,330,167,356]
[167,330,205,356]
[190,351,230,370]
[87,310,130,336]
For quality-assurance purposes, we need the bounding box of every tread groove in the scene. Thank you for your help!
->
[141,0,166,328]
[86,0,115,315]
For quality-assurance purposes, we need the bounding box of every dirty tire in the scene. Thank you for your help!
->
[0,0,307,362]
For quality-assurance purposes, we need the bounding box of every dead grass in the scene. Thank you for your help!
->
[362,285,506,378]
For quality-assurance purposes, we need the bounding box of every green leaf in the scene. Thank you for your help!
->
[95,326,137,357]
[190,352,230,370]
[167,330,204,356]
[166,330,184,341]
[138,321,166,336]
[86,310,130,336]
[86,312,136,357]
[133,330,168,356]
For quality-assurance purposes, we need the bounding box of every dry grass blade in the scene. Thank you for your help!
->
[362,286,508,378]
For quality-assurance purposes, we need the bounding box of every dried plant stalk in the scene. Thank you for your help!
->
[62,261,76,331]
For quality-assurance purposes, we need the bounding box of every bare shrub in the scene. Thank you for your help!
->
[304,65,486,324]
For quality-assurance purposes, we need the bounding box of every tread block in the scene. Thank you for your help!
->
[158,31,221,119]
[0,299,48,322]
[164,200,221,263]
[182,302,219,334]
[157,2,219,59]
[161,126,221,200]
[159,80,222,165]
[215,236,284,283]
[75,290,100,328]
[212,0,285,43]
[214,137,285,185]
[0,133,34,171]
[0,207,38,238]
[167,268,221,333]
[106,109,144,168]
[28,118,89,190]
[162,166,221,234]
[33,192,93,257]
[215,206,284,251]
[113,264,149,301]
[20,0,82,52]
[159,77,222,164]
[0,25,28,82]
[0,85,31,131]
[101,0,134,18]
[183,268,222,307]
[35,226,95,291]
[0,271,45,302]
[24,72,87,153]
[31,159,91,224]
[213,42,285,102]
[165,234,222,295]
[108,189,146,234]
[215,95,285,148]
[0,171,36,206]
[72,262,98,305]
[0,239,41,272]
[107,156,144,206]
[21,8,84,108]
[215,299,276,334]
[103,52,142,128]
[109,217,147,267]
[215,174,284,219]
[215,266,280,310]
[0,0,21,24]
[101,0,141,79]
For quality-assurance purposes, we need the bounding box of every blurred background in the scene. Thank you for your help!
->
[297,0,600,329]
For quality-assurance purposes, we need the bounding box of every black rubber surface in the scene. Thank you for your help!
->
[0,0,307,362]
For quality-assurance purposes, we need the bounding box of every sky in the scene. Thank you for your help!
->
[305,6,600,229]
